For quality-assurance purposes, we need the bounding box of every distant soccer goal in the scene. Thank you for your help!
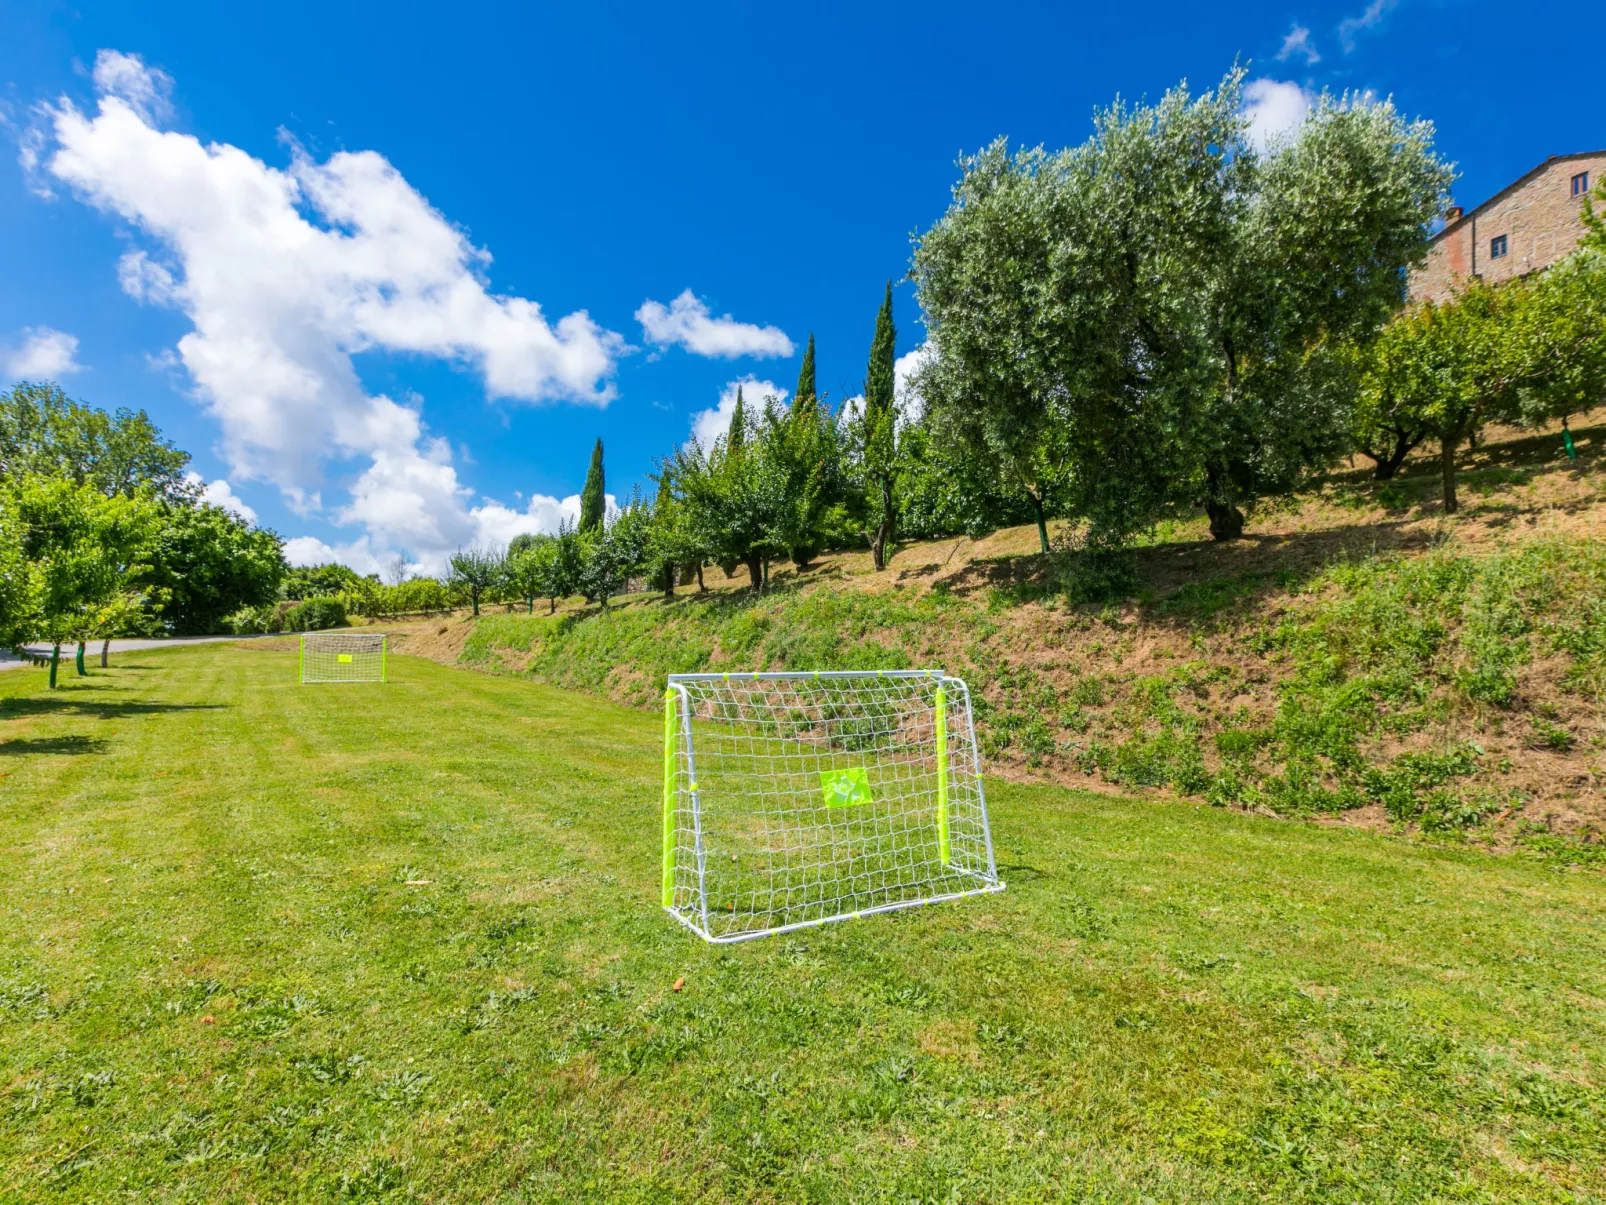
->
[661,670,1002,943]
[300,632,387,684]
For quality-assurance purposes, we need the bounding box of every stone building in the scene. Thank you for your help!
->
[1409,150,1604,303]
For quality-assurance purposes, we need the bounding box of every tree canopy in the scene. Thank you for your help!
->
[912,69,1453,552]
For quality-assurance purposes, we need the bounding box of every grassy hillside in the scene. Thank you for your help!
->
[1,643,1603,1202]
[412,421,1606,862]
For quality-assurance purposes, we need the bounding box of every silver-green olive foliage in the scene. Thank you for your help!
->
[912,68,1453,546]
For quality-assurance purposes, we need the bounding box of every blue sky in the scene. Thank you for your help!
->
[1,0,1599,573]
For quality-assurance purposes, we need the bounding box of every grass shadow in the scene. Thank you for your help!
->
[0,697,227,721]
[0,734,109,756]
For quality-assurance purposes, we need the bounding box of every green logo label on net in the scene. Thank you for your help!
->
[819,767,872,808]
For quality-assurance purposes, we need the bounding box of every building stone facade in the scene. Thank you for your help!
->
[1409,151,1604,304]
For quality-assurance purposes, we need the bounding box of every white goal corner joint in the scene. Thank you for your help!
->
[660,669,1003,943]
[300,632,388,684]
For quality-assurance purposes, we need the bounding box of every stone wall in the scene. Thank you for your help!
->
[1409,153,1604,304]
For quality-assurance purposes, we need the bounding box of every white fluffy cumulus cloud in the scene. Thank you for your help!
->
[37,50,625,571]
[689,376,788,449]
[636,290,793,359]
[1241,78,1313,152]
[183,471,257,524]
[4,326,84,379]
[283,487,612,577]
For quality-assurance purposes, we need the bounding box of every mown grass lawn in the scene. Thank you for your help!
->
[1,643,1602,1204]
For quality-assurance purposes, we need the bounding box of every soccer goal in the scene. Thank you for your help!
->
[300,632,387,684]
[661,670,1002,943]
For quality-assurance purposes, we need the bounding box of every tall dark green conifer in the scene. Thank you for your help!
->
[728,387,747,453]
[579,438,606,534]
[794,334,817,416]
[864,283,898,570]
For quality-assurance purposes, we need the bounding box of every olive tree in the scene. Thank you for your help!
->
[913,69,1453,548]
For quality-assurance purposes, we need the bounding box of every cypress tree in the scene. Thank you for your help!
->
[728,387,747,453]
[794,334,817,417]
[579,438,606,533]
[865,283,898,570]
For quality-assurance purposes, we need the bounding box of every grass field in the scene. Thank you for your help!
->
[2,643,1604,1203]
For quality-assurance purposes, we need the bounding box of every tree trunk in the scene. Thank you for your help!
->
[548,596,557,614]
[1205,500,1245,540]
[48,644,60,689]
[471,592,480,617]
[1441,434,1459,514]
[100,638,110,668]
[762,557,771,589]
[1030,493,1049,554]
[696,563,705,592]
[662,560,675,602]
[871,474,894,571]
[527,596,534,614]
[1366,431,1421,481]
[745,552,763,591]
[76,642,87,676]
[1205,465,1245,540]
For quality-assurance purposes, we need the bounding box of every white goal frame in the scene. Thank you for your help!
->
[661,670,1002,943]
[300,632,387,684]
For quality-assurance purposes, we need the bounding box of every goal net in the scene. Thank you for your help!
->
[300,632,387,684]
[662,670,1002,943]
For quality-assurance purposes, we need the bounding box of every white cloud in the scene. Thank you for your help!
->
[1276,24,1321,64]
[284,489,618,577]
[1338,0,1396,52]
[4,326,84,379]
[91,49,175,124]
[1242,79,1313,152]
[184,471,257,523]
[689,376,787,449]
[636,290,794,359]
[36,50,625,566]
[894,342,934,426]
[283,535,389,576]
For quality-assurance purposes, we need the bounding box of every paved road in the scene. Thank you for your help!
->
[0,634,276,671]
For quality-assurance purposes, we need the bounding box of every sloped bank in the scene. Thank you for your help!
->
[439,539,1606,866]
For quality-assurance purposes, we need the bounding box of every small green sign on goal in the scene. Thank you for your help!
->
[820,766,872,808]
[337,654,353,663]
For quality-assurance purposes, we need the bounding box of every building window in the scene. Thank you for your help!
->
[1574,171,1591,198]
[1490,234,1508,259]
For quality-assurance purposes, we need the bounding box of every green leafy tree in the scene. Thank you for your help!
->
[547,521,586,612]
[859,284,899,568]
[139,503,286,634]
[0,487,38,650]
[777,399,841,570]
[672,397,784,591]
[284,563,366,600]
[447,545,505,617]
[503,537,554,613]
[581,496,653,606]
[1357,282,1523,513]
[11,475,158,687]
[579,438,607,534]
[0,381,190,498]
[1357,250,1606,512]
[646,469,706,601]
[893,417,1041,539]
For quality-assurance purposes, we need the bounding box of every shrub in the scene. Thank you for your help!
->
[222,604,277,634]
[282,596,347,632]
